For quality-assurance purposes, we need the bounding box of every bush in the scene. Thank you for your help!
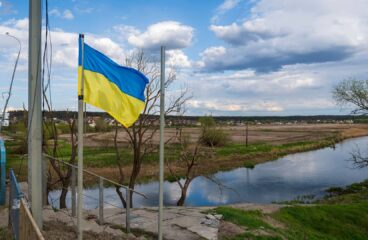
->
[8,122,26,134]
[56,123,71,134]
[199,116,216,128]
[201,127,229,147]
[94,118,112,132]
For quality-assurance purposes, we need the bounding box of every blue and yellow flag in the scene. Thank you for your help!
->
[78,35,149,128]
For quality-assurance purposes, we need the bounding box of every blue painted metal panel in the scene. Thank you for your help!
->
[0,138,6,205]
[9,168,23,240]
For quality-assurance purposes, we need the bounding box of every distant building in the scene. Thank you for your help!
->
[0,112,9,127]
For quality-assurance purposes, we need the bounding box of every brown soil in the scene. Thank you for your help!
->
[218,221,246,239]
[60,123,364,147]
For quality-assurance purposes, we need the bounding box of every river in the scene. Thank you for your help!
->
[49,136,368,208]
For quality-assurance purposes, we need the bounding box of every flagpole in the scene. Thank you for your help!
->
[77,33,85,240]
[158,46,165,240]
[28,0,43,228]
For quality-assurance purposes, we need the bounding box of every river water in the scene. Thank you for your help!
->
[50,136,368,209]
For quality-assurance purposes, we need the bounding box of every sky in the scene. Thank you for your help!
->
[0,0,367,116]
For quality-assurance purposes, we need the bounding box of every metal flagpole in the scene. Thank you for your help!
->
[158,46,165,240]
[77,33,85,240]
[28,0,43,228]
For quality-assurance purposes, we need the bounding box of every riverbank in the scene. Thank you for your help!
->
[4,124,368,185]
[87,124,368,185]
[212,179,368,239]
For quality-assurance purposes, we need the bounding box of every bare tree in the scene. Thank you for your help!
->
[114,51,190,207]
[167,128,207,206]
[350,147,368,168]
[333,79,368,114]
[333,79,368,169]
[114,122,127,208]
[44,114,77,209]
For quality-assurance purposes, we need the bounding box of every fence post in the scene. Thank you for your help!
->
[126,188,130,233]
[71,167,76,217]
[8,169,23,240]
[42,159,47,206]
[0,138,6,205]
[98,177,103,225]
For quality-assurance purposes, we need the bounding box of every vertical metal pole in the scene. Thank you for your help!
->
[42,159,47,206]
[158,46,165,240]
[28,0,43,228]
[126,188,130,233]
[77,34,85,240]
[98,177,104,225]
[71,166,76,217]
[245,122,249,147]
[0,139,6,205]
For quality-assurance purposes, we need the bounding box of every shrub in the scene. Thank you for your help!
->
[198,116,216,128]
[201,127,229,147]
[94,118,112,132]
[56,123,71,134]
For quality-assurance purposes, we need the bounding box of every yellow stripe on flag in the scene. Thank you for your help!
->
[78,66,145,128]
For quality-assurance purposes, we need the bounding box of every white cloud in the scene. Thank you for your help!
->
[62,9,74,20]
[49,8,61,17]
[123,21,194,50]
[0,2,2,7]
[0,18,127,111]
[50,8,74,20]
[212,0,243,23]
[218,0,241,12]
[166,50,191,68]
[203,0,368,72]
[187,99,283,113]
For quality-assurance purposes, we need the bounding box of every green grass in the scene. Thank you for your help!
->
[215,203,368,240]
[215,207,271,229]
[273,202,368,240]
[217,143,273,156]
[217,140,335,157]
[215,180,368,240]
[0,227,11,240]
[226,234,282,240]
[320,179,368,204]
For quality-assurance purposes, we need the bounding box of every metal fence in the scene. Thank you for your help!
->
[44,154,147,233]
[8,168,44,240]
[0,138,6,205]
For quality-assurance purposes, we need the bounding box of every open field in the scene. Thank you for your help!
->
[60,123,360,147]
[4,123,368,185]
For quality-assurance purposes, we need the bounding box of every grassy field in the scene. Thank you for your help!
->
[3,123,368,184]
[213,180,368,240]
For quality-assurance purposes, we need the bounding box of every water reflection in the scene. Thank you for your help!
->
[50,136,368,208]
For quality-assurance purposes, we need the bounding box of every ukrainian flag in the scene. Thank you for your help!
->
[78,35,149,128]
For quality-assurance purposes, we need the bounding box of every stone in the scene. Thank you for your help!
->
[206,214,216,220]
[214,214,223,220]
[201,218,220,228]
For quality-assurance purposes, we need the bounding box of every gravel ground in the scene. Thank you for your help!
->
[43,221,133,240]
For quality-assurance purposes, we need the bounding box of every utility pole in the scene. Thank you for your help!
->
[28,0,43,228]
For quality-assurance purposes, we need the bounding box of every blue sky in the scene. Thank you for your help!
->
[1,0,368,116]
